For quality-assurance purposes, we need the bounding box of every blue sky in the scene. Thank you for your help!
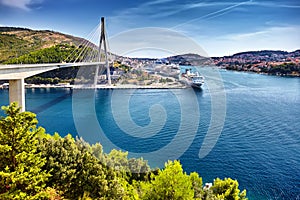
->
[0,0,299,57]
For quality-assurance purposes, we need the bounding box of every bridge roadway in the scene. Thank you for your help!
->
[0,62,104,111]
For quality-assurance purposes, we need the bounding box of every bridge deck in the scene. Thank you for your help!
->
[0,62,105,80]
[0,62,105,111]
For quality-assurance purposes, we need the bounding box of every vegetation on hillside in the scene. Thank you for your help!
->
[267,62,299,76]
[3,44,91,84]
[0,33,36,63]
[221,61,300,76]
[0,103,248,200]
[0,27,87,63]
[4,44,78,64]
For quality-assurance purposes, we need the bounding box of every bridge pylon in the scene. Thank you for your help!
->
[94,17,111,86]
[9,79,25,112]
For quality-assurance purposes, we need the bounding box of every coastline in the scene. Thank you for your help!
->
[0,83,188,90]
[221,68,300,78]
[1,66,298,91]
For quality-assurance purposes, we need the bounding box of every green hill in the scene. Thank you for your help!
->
[0,27,88,63]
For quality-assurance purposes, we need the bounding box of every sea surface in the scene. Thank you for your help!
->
[0,69,299,199]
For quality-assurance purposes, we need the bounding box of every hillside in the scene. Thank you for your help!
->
[164,50,300,76]
[166,53,212,66]
[212,50,300,76]
[0,27,88,63]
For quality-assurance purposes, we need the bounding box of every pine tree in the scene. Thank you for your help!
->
[141,160,194,200]
[211,177,248,200]
[0,102,50,199]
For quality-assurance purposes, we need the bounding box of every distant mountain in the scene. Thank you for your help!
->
[232,50,289,57]
[217,50,300,60]
[212,49,300,65]
[0,27,90,63]
[166,53,212,66]
[165,50,300,64]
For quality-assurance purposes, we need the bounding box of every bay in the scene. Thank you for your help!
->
[0,69,299,199]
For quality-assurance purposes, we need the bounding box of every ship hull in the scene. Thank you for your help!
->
[191,82,202,88]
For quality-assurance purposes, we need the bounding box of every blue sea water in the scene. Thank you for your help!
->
[0,69,299,199]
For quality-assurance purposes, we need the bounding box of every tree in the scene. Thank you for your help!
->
[38,133,139,199]
[0,102,50,199]
[140,160,194,200]
[211,178,248,200]
[190,172,203,199]
[38,134,105,199]
[105,149,151,183]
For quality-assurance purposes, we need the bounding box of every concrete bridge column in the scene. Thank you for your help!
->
[9,79,25,112]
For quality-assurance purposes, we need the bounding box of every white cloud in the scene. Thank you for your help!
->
[0,0,43,11]
[112,0,180,19]
[144,0,175,6]
[181,0,300,9]
[248,1,300,8]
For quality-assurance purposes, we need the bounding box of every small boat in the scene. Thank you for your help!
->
[180,69,204,88]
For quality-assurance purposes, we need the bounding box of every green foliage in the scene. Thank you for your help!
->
[38,134,139,199]
[106,149,130,173]
[4,44,92,84]
[211,178,248,200]
[117,64,132,73]
[38,134,106,199]
[26,77,60,85]
[140,160,194,200]
[0,27,87,63]
[4,44,78,64]
[105,149,151,183]
[0,33,36,63]
[159,78,166,84]
[268,62,300,75]
[190,172,203,199]
[0,102,50,199]
[4,44,100,84]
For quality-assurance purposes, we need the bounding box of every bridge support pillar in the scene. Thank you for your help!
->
[9,79,25,112]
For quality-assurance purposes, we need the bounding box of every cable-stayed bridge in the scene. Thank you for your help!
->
[0,17,111,111]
